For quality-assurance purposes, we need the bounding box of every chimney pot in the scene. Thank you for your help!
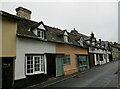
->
[71,28,78,33]
[99,39,101,42]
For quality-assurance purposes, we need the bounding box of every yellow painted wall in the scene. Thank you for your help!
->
[56,43,88,75]
[0,17,17,57]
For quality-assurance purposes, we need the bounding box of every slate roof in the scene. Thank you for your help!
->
[83,36,106,50]
[103,41,111,50]
[17,18,83,47]
[16,16,109,50]
[109,42,120,50]
[17,18,37,38]
[109,42,118,48]
[69,29,88,47]
[45,25,65,42]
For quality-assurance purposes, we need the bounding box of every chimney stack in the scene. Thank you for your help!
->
[91,32,94,38]
[15,6,32,20]
[71,28,78,33]
[99,39,101,42]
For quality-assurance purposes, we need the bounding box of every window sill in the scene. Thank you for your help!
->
[26,71,44,75]
[78,65,87,67]
[63,64,70,66]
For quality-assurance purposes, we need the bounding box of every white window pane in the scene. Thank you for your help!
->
[26,55,45,74]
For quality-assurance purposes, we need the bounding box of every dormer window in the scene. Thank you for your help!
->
[92,42,95,45]
[64,31,68,42]
[37,29,44,39]
[87,40,90,44]
[32,21,46,40]
[102,45,104,48]
[78,37,84,47]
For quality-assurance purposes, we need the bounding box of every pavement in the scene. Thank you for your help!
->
[22,60,120,89]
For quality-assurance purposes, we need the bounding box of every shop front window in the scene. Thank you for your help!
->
[76,55,88,67]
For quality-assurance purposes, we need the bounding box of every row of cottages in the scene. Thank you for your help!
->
[68,30,112,68]
[14,7,113,88]
[1,7,115,89]
[83,33,112,67]
[0,11,19,89]
[14,7,89,88]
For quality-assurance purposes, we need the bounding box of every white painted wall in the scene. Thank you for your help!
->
[94,54,98,65]
[15,37,56,80]
[33,28,37,36]
[63,31,68,42]
[106,54,110,62]
[102,55,106,64]
[38,24,46,30]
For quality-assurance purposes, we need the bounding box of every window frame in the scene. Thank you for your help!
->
[64,35,68,43]
[99,54,103,61]
[63,31,69,42]
[63,54,70,65]
[76,55,88,67]
[25,55,45,75]
[37,29,45,39]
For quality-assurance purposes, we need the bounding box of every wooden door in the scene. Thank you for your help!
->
[2,57,14,89]
[56,55,64,77]
[89,54,95,68]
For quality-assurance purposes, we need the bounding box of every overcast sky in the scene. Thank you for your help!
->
[1,0,119,42]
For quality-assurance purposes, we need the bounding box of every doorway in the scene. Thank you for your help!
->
[56,55,64,77]
[46,54,56,77]
[46,54,64,77]
[89,53,95,68]
[2,57,14,89]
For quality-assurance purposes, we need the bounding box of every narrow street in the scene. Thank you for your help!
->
[47,60,120,88]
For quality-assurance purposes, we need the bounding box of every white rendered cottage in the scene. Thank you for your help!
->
[15,7,56,83]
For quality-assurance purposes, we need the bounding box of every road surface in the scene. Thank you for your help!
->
[47,60,120,88]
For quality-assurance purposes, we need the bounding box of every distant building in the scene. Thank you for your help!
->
[83,32,112,67]
[110,42,120,60]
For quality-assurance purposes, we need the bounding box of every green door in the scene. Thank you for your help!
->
[56,55,64,77]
